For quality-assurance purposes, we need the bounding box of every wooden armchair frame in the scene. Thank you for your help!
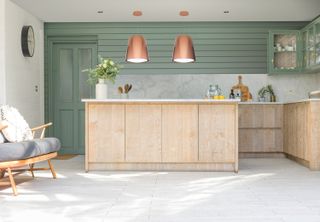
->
[0,123,57,196]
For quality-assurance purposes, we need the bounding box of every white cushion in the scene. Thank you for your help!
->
[0,132,4,143]
[0,105,33,142]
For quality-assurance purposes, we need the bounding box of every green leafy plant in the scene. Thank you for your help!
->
[258,85,275,98]
[258,86,268,97]
[266,84,275,96]
[85,57,121,84]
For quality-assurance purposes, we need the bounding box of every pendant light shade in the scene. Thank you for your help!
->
[172,35,196,63]
[126,35,149,63]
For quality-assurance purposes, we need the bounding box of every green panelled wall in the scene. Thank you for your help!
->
[45,22,307,75]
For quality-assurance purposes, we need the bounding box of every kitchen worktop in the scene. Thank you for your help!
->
[240,99,320,105]
[82,99,240,103]
[83,98,320,105]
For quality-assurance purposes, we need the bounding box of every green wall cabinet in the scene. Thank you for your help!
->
[268,30,301,74]
[267,16,320,74]
[301,16,320,72]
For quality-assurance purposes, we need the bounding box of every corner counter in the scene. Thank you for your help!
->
[82,99,239,172]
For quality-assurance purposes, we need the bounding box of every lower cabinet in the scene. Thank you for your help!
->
[283,101,320,170]
[238,104,283,154]
[85,102,238,171]
[125,105,162,162]
[161,105,198,162]
[87,104,125,163]
[199,105,237,162]
[283,103,309,160]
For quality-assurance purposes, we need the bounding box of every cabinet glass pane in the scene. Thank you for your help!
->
[273,34,297,70]
[316,23,320,65]
[303,31,309,68]
[308,28,315,66]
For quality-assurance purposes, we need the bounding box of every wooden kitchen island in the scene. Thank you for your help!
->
[82,99,239,172]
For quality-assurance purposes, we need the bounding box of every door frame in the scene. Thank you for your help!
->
[45,36,98,138]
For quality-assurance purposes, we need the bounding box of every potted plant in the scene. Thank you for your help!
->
[258,85,276,102]
[86,57,121,99]
[267,85,276,102]
[258,86,268,102]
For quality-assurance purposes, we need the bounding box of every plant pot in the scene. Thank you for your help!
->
[120,93,129,99]
[258,96,266,102]
[95,79,108,99]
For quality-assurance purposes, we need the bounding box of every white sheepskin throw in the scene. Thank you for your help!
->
[0,105,33,142]
[0,131,4,143]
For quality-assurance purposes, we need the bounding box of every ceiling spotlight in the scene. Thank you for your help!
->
[224,10,230,14]
[133,10,143,16]
[179,11,189,16]
[97,10,104,14]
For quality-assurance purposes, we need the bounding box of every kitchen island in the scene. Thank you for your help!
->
[82,99,239,172]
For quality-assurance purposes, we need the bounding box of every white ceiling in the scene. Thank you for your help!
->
[11,0,320,22]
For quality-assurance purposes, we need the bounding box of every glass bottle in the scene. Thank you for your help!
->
[206,85,216,99]
[229,89,235,99]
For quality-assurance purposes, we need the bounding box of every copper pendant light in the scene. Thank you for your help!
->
[126,35,149,63]
[172,35,196,63]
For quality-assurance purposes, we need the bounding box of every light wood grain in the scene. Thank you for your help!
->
[88,163,235,171]
[239,104,283,153]
[239,129,283,152]
[283,101,320,170]
[162,105,198,162]
[283,103,308,160]
[239,105,282,128]
[88,103,125,163]
[199,104,237,163]
[85,102,238,172]
[125,105,162,162]
[308,102,320,170]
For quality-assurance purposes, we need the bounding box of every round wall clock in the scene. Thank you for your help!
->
[21,26,35,57]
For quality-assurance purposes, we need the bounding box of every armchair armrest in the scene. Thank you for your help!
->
[0,125,8,131]
[31,122,53,139]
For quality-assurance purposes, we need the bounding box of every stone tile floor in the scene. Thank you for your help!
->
[1,156,320,222]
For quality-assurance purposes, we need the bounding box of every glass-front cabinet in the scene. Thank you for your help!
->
[268,31,301,74]
[315,22,320,67]
[302,17,320,71]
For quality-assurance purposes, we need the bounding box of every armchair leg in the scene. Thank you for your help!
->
[7,168,18,196]
[29,164,35,178]
[0,169,5,179]
[48,160,57,179]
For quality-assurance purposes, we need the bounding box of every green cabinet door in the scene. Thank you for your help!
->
[268,30,301,74]
[302,17,320,72]
[52,43,97,154]
[300,16,320,72]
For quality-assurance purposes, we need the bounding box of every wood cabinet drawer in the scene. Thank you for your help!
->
[239,105,283,128]
[239,129,283,152]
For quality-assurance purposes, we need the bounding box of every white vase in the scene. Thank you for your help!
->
[95,79,108,99]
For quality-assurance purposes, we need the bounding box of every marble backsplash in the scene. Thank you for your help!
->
[107,73,320,102]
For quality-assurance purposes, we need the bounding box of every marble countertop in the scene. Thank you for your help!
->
[82,98,320,104]
[82,99,240,103]
[240,99,320,105]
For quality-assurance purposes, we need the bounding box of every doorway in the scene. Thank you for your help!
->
[49,42,97,154]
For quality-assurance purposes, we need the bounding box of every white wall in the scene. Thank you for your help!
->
[2,0,44,127]
[0,1,6,105]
